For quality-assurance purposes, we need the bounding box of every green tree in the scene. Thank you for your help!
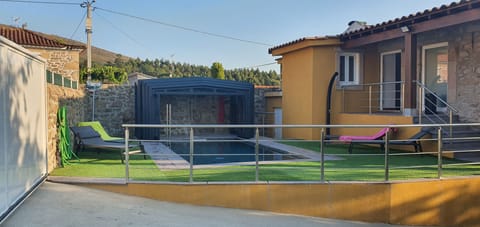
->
[80,66,127,84]
[210,62,225,80]
[83,55,280,85]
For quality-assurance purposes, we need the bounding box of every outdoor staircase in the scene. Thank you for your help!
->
[414,114,480,162]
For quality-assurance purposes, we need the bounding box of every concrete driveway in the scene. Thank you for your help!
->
[2,181,406,227]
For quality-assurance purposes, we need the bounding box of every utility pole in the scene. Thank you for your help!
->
[82,1,101,121]
[81,0,95,81]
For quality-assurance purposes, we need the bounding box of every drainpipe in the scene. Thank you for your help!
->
[326,72,338,137]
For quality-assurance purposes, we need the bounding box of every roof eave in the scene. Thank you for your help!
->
[339,0,480,41]
[269,37,342,56]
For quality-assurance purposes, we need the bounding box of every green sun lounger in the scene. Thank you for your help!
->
[70,126,144,163]
[77,121,123,141]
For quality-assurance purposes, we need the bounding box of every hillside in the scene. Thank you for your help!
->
[33,32,131,65]
[38,31,280,85]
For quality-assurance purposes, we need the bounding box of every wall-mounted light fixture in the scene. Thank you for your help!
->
[400,26,411,33]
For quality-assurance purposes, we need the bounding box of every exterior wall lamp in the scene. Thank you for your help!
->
[400,26,411,33]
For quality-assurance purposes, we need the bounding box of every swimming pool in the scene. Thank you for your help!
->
[168,141,305,165]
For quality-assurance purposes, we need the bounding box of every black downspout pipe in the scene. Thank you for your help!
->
[326,72,338,137]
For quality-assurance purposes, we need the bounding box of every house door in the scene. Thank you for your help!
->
[422,43,448,113]
[381,51,402,110]
[274,108,282,139]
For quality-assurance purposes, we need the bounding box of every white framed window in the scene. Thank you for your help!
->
[338,52,360,85]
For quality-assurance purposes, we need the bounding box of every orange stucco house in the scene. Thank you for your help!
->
[269,0,480,149]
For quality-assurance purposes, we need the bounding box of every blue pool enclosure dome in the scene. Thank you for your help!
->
[135,77,255,139]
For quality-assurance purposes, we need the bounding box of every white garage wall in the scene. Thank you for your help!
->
[0,36,47,220]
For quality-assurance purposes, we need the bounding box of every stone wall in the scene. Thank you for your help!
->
[47,84,86,172]
[453,26,480,122]
[414,22,480,123]
[47,84,133,171]
[85,84,136,137]
[28,47,85,172]
[28,48,81,81]
[254,87,280,124]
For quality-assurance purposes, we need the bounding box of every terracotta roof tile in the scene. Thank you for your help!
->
[340,0,480,39]
[0,24,84,50]
[270,0,480,51]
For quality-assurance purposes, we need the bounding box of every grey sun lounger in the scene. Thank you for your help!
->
[339,127,433,154]
[388,127,434,153]
[70,126,143,163]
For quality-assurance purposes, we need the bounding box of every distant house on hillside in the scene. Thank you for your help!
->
[0,24,85,83]
[127,72,156,86]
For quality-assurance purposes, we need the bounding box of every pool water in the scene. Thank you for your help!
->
[169,141,305,165]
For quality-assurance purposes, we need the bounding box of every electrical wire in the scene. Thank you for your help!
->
[94,11,149,51]
[95,7,272,47]
[247,62,277,69]
[3,0,276,70]
[94,11,176,63]
[0,0,79,5]
[70,10,86,39]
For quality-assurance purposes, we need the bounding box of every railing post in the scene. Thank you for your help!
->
[262,114,265,137]
[418,84,422,124]
[255,128,259,182]
[449,110,453,139]
[369,85,372,114]
[320,128,325,182]
[384,129,390,181]
[189,127,194,183]
[124,127,129,183]
[401,82,405,113]
[437,126,443,179]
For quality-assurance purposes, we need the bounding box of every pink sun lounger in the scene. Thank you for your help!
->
[339,127,391,154]
[339,127,390,141]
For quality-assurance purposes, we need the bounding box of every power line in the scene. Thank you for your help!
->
[247,62,277,69]
[95,7,272,47]
[0,0,78,5]
[94,11,150,52]
[70,10,86,39]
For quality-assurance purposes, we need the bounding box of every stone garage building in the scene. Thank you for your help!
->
[135,77,255,139]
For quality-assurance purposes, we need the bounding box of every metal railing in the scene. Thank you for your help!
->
[119,123,480,184]
[255,111,274,137]
[416,81,459,137]
[341,81,405,114]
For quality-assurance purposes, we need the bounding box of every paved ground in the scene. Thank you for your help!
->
[2,182,407,227]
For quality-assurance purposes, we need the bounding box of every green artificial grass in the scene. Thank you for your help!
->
[51,143,480,182]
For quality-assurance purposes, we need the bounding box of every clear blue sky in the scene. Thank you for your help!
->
[0,0,454,72]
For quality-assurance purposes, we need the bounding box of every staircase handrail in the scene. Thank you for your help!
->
[415,81,459,113]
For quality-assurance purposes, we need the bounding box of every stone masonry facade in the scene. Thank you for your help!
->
[26,47,85,171]
[411,21,480,123]
[45,79,269,170]
[47,84,86,172]
[254,87,280,124]
[453,24,480,122]
[28,48,81,81]
[85,84,136,137]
